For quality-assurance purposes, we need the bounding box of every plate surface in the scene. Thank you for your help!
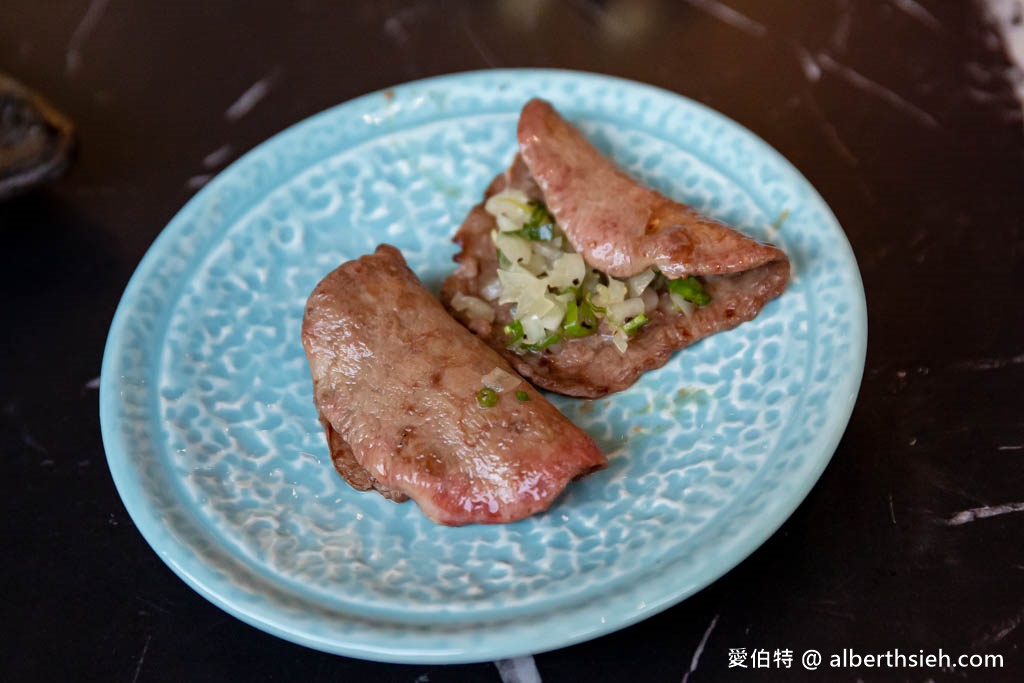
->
[100,69,866,664]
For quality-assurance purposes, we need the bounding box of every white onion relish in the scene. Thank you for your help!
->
[472,190,711,353]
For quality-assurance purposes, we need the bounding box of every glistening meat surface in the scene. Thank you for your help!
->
[518,99,787,279]
[302,245,607,526]
[442,100,790,397]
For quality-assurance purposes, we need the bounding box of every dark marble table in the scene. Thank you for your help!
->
[3,1,1022,681]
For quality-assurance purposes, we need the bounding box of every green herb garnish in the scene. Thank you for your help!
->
[583,290,606,314]
[771,208,790,232]
[667,276,711,306]
[496,248,512,269]
[515,390,530,402]
[523,330,563,351]
[622,313,649,335]
[508,201,556,241]
[476,386,498,408]
[510,223,554,242]
[563,299,598,338]
[557,285,581,298]
[504,320,524,345]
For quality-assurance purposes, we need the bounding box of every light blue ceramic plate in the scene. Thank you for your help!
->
[100,70,866,664]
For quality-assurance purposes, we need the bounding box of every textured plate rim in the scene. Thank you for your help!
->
[100,68,867,664]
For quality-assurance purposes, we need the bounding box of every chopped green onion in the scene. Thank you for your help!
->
[504,320,524,345]
[523,330,563,351]
[496,248,512,269]
[508,201,556,241]
[515,390,530,402]
[476,386,498,408]
[563,299,598,338]
[666,276,711,306]
[526,201,555,230]
[509,224,554,242]
[622,313,649,335]
[771,208,790,232]
[583,290,606,314]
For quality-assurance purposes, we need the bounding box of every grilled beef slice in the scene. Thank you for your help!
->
[302,245,607,525]
[442,99,789,398]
